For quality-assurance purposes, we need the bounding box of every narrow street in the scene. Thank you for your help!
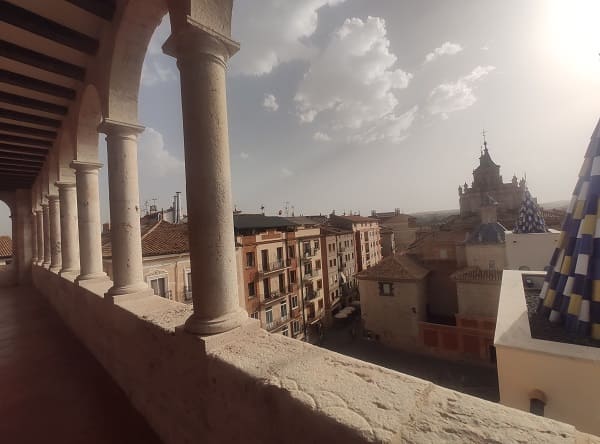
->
[318,318,500,402]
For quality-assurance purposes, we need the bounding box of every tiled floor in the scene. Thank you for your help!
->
[0,285,162,444]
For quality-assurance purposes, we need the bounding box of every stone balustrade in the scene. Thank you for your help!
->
[31,265,599,444]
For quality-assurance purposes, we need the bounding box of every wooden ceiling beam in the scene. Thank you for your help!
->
[0,107,61,128]
[0,133,52,148]
[0,154,44,164]
[0,40,85,81]
[0,90,68,115]
[0,1,99,55]
[0,70,76,101]
[0,122,56,139]
[66,0,116,21]
[0,143,48,157]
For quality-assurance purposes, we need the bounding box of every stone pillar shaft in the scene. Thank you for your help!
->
[48,195,62,272]
[100,120,148,296]
[72,161,106,281]
[35,209,43,265]
[165,24,245,334]
[42,203,50,267]
[56,182,80,274]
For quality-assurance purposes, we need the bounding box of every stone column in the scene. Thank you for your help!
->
[56,182,80,274]
[31,210,38,264]
[35,209,43,265]
[48,195,62,272]
[71,161,107,281]
[98,120,149,297]
[165,24,246,334]
[41,202,51,268]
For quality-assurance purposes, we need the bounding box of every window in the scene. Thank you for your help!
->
[282,327,289,337]
[149,277,167,298]
[288,245,295,258]
[184,272,192,301]
[303,242,310,255]
[280,301,288,319]
[250,311,259,320]
[379,282,393,296]
[246,252,254,267]
[318,300,324,309]
[333,258,337,266]
[290,270,297,283]
[265,307,273,325]
[317,279,322,290]
[263,278,270,296]
[316,260,321,269]
[278,274,285,292]
[248,282,256,298]
[291,295,298,309]
[293,320,301,334]
[314,240,319,250]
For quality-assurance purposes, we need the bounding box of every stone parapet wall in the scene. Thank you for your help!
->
[32,266,597,444]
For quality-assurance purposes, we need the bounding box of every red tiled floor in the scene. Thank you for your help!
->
[0,286,162,444]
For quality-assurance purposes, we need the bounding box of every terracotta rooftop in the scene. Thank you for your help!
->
[452,267,503,282]
[332,214,378,223]
[0,236,12,258]
[357,255,429,281]
[103,220,189,258]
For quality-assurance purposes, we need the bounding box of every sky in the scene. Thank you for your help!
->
[1,0,600,235]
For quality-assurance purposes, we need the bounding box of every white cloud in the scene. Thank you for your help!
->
[428,65,495,118]
[141,16,177,87]
[294,16,414,143]
[138,128,184,177]
[231,0,346,76]
[349,106,419,144]
[424,41,463,63]
[263,94,279,111]
[281,167,294,177]
[240,152,250,159]
[313,132,331,141]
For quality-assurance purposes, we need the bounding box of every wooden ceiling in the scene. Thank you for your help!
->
[0,0,116,191]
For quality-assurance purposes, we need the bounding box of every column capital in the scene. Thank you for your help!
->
[71,160,103,173]
[47,194,59,203]
[163,16,239,65]
[55,181,76,190]
[35,209,43,215]
[41,201,49,209]
[98,119,145,138]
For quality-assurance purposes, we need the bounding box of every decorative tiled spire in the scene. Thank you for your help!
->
[513,188,547,234]
[538,119,600,339]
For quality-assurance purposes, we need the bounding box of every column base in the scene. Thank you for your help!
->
[106,281,149,297]
[59,269,79,283]
[49,265,61,273]
[42,261,51,269]
[59,267,80,277]
[76,271,108,282]
[105,287,154,304]
[184,308,248,336]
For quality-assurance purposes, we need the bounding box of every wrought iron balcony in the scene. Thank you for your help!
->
[265,315,290,331]
[262,291,286,305]
[304,288,321,301]
[258,259,287,276]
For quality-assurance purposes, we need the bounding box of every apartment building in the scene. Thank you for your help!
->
[330,214,382,272]
[320,226,358,322]
[234,214,303,339]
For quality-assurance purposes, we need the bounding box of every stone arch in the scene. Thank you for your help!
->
[0,193,17,287]
[57,127,77,181]
[75,84,104,161]
[104,0,168,123]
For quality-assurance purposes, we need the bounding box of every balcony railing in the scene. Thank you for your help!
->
[307,308,324,322]
[258,259,287,276]
[262,291,286,305]
[304,288,321,301]
[266,315,290,331]
[302,269,321,282]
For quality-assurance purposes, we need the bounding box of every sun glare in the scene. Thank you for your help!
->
[545,0,600,73]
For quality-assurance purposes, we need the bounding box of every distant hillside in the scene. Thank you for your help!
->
[539,200,570,210]
[410,209,459,224]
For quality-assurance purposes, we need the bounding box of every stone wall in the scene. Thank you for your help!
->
[32,266,598,444]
